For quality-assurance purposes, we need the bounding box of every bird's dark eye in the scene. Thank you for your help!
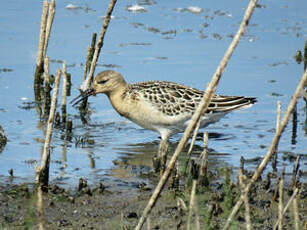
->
[97,79,108,84]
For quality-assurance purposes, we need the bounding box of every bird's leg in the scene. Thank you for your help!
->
[153,138,169,174]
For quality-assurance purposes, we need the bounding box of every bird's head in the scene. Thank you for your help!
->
[71,70,126,106]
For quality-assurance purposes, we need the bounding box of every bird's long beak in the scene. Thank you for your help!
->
[70,88,96,106]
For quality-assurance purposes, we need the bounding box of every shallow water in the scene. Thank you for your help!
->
[0,0,306,187]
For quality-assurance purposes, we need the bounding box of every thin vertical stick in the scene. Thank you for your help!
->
[276,101,281,131]
[43,56,50,86]
[290,155,301,189]
[62,62,67,123]
[82,47,92,81]
[37,69,61,189]
[278,166,285,230]
[82,33,97,81]
[273,188,299,230]
[84,0,117,90]
[199,132,209,186]
[43,56,51,117]
[187,179,197,230]
[292,194,300,230]
[135,0,258,229]
[43,0,56,57]
[35,0,49,85]
[194,200,200,230]
[238,169,252,230]
[291,103,297,145]
[146,216,151,230]
[272,101,281,170]
[37,185,45,230]
[187,120,200,155]
[223,70,307,230]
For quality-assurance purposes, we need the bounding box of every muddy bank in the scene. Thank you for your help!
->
[0,165,306,230]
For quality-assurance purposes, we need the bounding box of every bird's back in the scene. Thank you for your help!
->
[127,80,256,116]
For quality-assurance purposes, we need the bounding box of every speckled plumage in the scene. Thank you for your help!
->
[74,70,256,140]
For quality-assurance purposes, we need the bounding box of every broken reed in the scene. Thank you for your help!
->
[34,0,55,87]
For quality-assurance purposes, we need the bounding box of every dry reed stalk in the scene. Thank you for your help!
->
[82,47,91,81]
[194,201,200,230]
[199,132,209,186]
[292,194,300,230]
[43,56,51,116]
[187,120,200,155]
[37,185,45,230]
[61,62,67,123]
[84,0,117,91]
[273,187,299,230]
[238,169,252,230]
[187,179,197,230]
[43,56,50,86]
[43,0,55,58]
[177,197,188,211]
[146,216,151,230]
[36,69,61,189]
[276,101,281,130]
[278,166,285,230]
[291,155,300,230]
[82,33,97,81]
[135,0,258,228]
[223,69,307,230]
[35,0,49,85]
[200,132,209,172]
[272,101,281,170]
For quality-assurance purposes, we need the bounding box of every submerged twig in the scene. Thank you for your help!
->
[135,0,258,228]
[222,68,307,230]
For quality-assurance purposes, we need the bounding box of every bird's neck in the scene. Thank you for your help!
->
[107,84,130,117]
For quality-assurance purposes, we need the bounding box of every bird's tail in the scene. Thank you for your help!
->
[208,96,257,113]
